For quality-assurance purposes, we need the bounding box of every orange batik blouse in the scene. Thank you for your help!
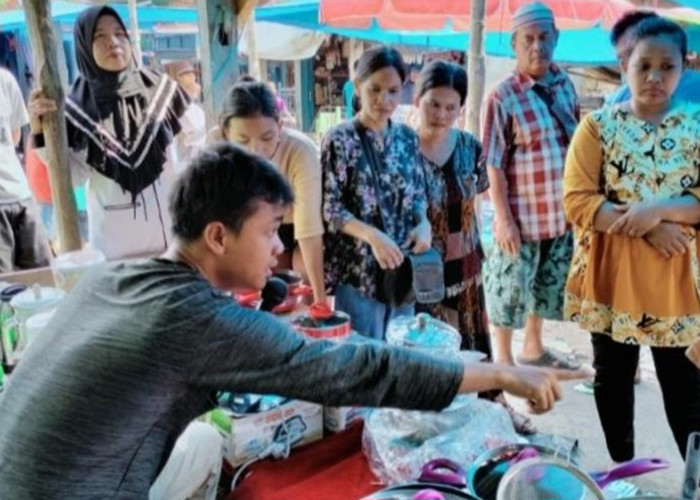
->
[563,101,700,346]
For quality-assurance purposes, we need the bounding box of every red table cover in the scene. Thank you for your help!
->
[228,423,382,500]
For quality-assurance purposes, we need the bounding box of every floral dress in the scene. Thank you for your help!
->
[321,120,426,300]
[418,131,492,352]
[564,102,700,346]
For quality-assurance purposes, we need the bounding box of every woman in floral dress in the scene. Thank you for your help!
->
[321,46,432,340]
[414,61,490,352]
[415,60,535,434]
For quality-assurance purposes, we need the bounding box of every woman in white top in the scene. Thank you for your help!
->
[28,6,191,260]
[215,82,326,302]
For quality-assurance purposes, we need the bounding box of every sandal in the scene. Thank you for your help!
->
[516,349,581,371]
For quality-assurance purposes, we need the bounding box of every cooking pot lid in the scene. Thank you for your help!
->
[51,248,105,269]
[10,285,65,311]
[387,313,460,350]
[0,283,27,302]
[495,457,604,500]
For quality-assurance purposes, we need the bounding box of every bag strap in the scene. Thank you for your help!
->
[531,84,577,143]
[353,118,392,231]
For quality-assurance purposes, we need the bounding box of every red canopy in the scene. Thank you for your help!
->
[319,0,639,32]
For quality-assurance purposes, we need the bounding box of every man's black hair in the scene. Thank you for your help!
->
[170,143,294,241]
[610,10,659,47]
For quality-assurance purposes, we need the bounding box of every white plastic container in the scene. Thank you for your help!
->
[51,249,106,292]
[2,285,64,365]
[25,309,56,347]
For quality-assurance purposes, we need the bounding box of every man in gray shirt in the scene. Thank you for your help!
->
[0,143,580,499]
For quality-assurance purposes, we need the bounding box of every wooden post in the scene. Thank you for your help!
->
[128,0,143,67]
[23,0,81,252]
[349,39,364,76]
[197,0,240,127]
[293,59,303,120]
[466,0,486,136]
[245,19,262,80]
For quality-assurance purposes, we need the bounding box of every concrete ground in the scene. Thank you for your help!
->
[504,320,687,497]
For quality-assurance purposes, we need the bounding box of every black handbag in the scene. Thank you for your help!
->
[353,119,445,307]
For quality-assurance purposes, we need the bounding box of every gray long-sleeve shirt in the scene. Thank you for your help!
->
[0,259,462,499]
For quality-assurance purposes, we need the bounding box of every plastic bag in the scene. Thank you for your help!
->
[362,395,524,486]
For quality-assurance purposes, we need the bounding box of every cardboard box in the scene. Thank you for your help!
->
[323,405,369,433]
[204,399,323,467]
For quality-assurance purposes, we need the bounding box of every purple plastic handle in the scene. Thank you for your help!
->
[419,458,467,488]
[510,447,541,465]
[412,488,447,500]
[589,457,670,489]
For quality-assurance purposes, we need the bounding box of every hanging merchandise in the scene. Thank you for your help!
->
[312,35,349,111]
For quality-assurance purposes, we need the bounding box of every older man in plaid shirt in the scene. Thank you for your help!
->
[482,2,580,373]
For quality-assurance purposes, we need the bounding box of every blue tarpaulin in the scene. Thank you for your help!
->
[0,1,198,32]
[670,0,700,8]
[255,0,700,66]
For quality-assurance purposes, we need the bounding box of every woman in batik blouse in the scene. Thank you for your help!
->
[321,46,431,340]
[564,17,700,462]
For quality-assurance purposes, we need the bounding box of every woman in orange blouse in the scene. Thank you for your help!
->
[564,17,700,462]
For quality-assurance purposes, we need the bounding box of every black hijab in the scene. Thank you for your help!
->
[65,6,190,200]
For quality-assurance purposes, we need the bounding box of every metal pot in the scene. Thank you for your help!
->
[363,482,479,500]
[467,443,566,500]
[291,309,351,340]
[272,270,303,293]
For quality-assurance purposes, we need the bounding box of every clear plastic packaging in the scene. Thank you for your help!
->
[362,395,523,486]
[386,313,461,355]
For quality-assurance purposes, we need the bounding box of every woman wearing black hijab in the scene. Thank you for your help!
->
[28,5,191,259]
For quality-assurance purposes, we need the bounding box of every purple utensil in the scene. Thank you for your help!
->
[510,447,545,482]
[419,458,467,488]
[589,458,670,489]
[413,488,447,500]
[510,447,541,465]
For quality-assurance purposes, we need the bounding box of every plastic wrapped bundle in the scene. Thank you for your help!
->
[362,395,523,486]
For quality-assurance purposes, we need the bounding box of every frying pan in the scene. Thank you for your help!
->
[467,444,668,500]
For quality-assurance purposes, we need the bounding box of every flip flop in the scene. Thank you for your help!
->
[516,349,582,371]
[574,380,595,395]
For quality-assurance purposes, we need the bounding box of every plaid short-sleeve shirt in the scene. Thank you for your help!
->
[482,64,579,242]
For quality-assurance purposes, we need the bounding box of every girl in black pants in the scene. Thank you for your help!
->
[563,16,700,462]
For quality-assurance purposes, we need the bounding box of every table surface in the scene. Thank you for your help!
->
[228,423,381,500]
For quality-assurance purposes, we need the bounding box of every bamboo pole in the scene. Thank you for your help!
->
[245,20,262,80]
[23,0,81,252]
[197,0,240,126]
[466,0,486,136]
[128,0,143,67]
